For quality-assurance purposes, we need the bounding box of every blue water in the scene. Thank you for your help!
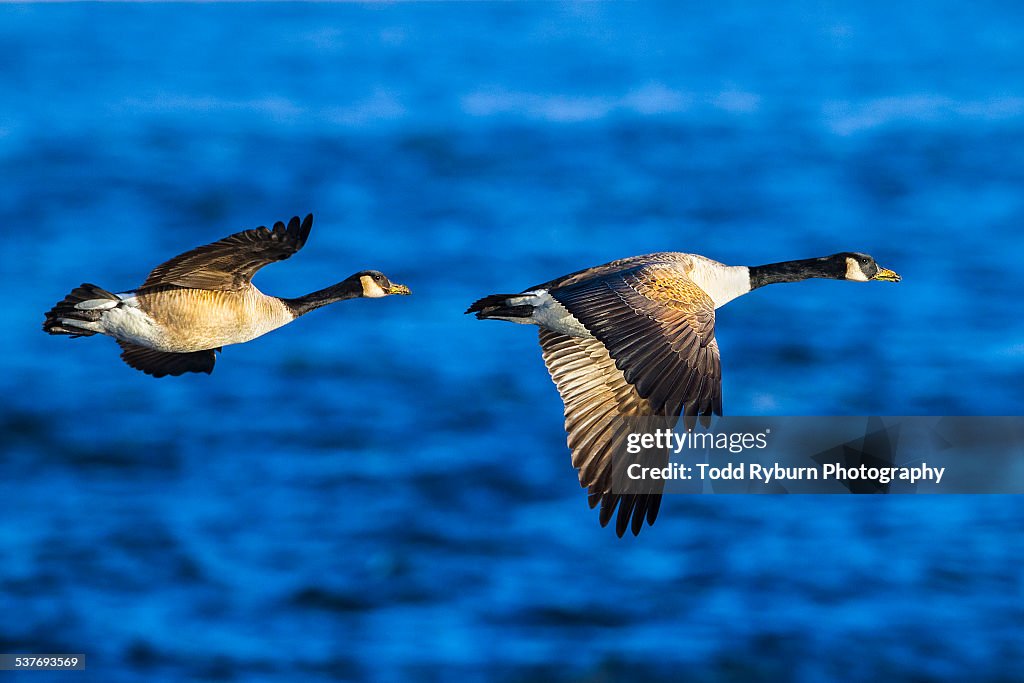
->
[2,3,1023,682]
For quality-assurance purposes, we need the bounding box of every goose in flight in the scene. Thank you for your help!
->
[467,251,900,536]
[43,214,411,377]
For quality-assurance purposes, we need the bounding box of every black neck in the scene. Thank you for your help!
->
[282,279,361,317]
[748,257,845,290]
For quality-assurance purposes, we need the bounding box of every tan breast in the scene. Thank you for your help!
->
[137,286,294,352]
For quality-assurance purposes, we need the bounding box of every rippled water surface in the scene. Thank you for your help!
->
[2,3,1023,682]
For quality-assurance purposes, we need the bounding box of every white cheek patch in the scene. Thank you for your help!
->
[845,257,869,281]
[359,275,388,298]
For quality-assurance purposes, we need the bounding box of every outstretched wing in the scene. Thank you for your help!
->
[539,329,666,537]
[142,214,313,291]
[538,264,723,536]
[550,263,722,421]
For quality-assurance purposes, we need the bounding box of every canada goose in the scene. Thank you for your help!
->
[43,214,411,377]
[467,251,901,537]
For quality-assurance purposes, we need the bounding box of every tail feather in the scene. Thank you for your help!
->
[465,293,534,320]
[43,283,120,337]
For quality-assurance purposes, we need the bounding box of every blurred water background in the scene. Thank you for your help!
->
[2,2,1024,681]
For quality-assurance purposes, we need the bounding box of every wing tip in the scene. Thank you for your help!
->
[277,213,313,244]
[285,212,313,249]
[596,492,659,538]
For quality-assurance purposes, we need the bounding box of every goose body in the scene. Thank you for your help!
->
[98,286,294,353]
[43,214,410,377]
[467,251,900,537]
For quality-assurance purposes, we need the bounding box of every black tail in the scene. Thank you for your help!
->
[465,293,534,320]
[43,283,119,337]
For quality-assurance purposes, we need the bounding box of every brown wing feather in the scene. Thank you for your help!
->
[550,263,723,422]
[527,252,679,292]
[539,329,668,537]
[538,263,723,536]
[117,341,217,378]
[141,214,313,291]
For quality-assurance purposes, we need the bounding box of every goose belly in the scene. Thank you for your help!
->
[127,289,292,352]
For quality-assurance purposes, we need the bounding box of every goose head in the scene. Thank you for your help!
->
[830,253,902,282]
[350,270,412,298]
